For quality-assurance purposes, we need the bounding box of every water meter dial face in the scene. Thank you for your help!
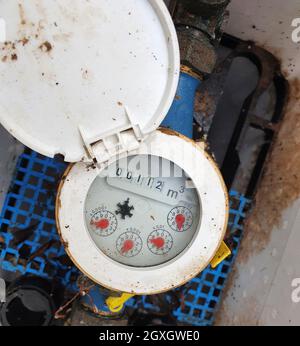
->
[85,155,201,267]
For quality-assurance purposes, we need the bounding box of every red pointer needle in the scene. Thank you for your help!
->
[175,214,185,231]
[150,237,165,249]
[93,218,109,230]
[121,240,134,253]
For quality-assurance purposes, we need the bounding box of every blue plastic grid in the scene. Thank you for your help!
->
[127,190,251,326]
[0,149,78,291]
[0,149,251,324]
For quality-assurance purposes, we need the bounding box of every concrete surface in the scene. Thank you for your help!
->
[216,0,300,326]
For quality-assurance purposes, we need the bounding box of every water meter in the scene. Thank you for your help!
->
[0,0,228,296]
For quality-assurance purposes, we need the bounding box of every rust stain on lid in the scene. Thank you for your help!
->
[39,41,53,53]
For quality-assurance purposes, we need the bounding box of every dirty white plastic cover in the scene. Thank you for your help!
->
[0,0,180,162]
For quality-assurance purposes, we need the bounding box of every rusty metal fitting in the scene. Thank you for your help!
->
[179,0,230,19]
[171,0,230,74]
[173,0,230,38]
[177,26,217,75]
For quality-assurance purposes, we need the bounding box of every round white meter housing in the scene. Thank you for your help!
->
[57,130,228,295]
[0,0,229,295]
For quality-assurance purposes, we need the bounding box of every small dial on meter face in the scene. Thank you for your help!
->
[90,210,117,237]
[116,231,143,258]
[168,206,193,232]
[147,229,173,255]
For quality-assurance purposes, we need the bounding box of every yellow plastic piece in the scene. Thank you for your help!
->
[106,293,135,313]
[210,241,231,269]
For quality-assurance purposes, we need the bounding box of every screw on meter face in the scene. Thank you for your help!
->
[85,155,201,267]
[167,206,193,232]
[147,229,173,255]
[90,209,117,237]
[116,231,143,258]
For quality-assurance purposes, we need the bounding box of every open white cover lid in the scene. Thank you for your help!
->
[0,0,180,162]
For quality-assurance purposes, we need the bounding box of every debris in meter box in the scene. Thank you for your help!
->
[27,240,56,263]
[9,222,40,246]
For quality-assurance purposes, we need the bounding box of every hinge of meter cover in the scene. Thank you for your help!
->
[79,107,145,168]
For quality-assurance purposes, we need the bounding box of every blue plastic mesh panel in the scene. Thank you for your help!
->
[0,149,78,291]
[126,191,251,326]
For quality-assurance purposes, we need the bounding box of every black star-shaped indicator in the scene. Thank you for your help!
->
[116,198,134,219]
